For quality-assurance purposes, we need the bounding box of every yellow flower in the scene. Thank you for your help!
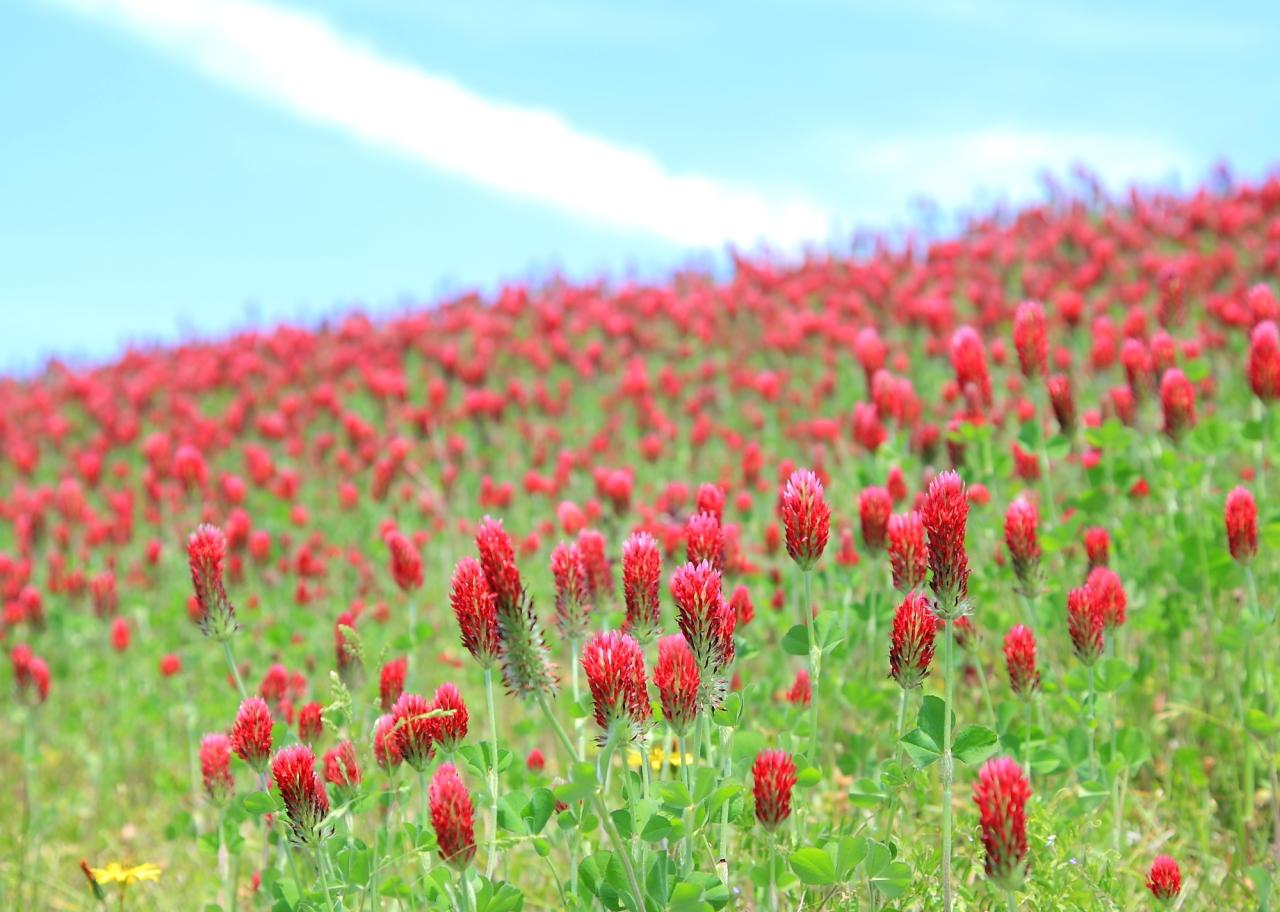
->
[625,745,692,771]
[90,862,162,886]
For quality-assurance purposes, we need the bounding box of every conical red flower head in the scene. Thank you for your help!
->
[577,529,613,598]
[780,469,830,571]
[323,740,362,793]
[1003,625,1040,697]
[1146,855,1181,902]
[859,486,892,552]
[475,516,523,613]
[432,682,469,752]
[390,692,440,771]
[384,530,423,593]
[1085,567,1126,631]
[889,592,938,690]
[950,326,991,405]
[449,558,501,668]
[855,326,887,381]
[653,634,699,736]
[1159,367,1195,440]
[581,630,651,742]
[786,668,812,706]
[550,542,592,640]
[187,524,237,640]
[686,511,725,571]
[1249,320,1280,401]
[1047,374,1075,435]
[379,657,407,712]
[621,532,662,644]
[921,471,970,616]
[373,713,403,773]
[752,749,797,832]
[297,701,324,745]
[1083,526,1109,569]
[200,733,235,804]
[231,697,274,771]
[1003,498,1041,595]
[695,483,727,522]
[429,763,477,869]
[271,744,330,845]
[887,511,928,592]
[671,561,736,688]
[972,756,1031,890]
[1013,300,1048,378]
[1225,486,1258,564]
[11,646,50,705]
[1067,587,1104,665]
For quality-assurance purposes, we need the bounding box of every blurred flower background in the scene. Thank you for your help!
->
[1,0,1276,367]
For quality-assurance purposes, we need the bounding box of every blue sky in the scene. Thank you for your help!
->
[2,0,1278,370]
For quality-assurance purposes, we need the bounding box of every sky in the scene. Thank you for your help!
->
[2,0,1278,371]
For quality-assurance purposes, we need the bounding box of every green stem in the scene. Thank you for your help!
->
[221,637,248,701]
[21,709,37,911]
[1006,889,1019,912]
[883,688,909,842]
[802,570,821,765]
[1086,663,1097,780]
[315,847,339,912]
[976,654,998,729]
[941,616,955,912]
[767,831,779,912]
[482,668,501,879]
[716,726,733,885]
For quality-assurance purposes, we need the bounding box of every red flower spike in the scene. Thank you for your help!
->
[432,682,469,752]
[373,713,403,773]
[577,529,613,598]
[786,668,812,706]
[973,756,1031,890]
[780,469,830,571]
[200,733,235,804]
[671,561,736,695]
[1003,497,1041,596]
[525,748,545,772]
[475,516,524,614]
[449,558,501,669]
[1249,320,1280,401]
[475,518,557,698]
[428,763,477,869]
[1225,486,1258,564]
[1083,526,1109,569]
[621,532,662,644]
[297,701,324,745]
[550,542,592,640]
[384,530,423,593]
[271,744,330,845]
[379,657,407,712]
[231,697,273,771]
[581,630,651,742]
[389,692,440,772]
[653,634,699,736]
[752,749,797,832]
[1085,567,1127,631]
[859,486,892,552]
[1146,855,1181,902]
[187,524,238,640]
[1003,625,1040,697]
[323,740,361,793]
[887,511,928,592]
[1013,300,1048,378]
[686,511,725,571]
[921,471,970,617]
[889,592,939,690]
[1159,367,1196,440]
[1067,587,1104,664]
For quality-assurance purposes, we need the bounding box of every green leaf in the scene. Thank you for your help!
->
[871,861,912,898]
[846,778,886,809]
[1093,657,1132,693]
[525,788,555,834]
[952,725,999,765]
[553,761,598,804]
[789,847,836,886]
[781,624,810,656]
[794,766,822,788]
[242,791,280,815]
[918,695,947,747]
[899,728,941,769]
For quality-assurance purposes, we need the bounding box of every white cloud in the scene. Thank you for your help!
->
[850,127,1192,215]
[41,0,831,249]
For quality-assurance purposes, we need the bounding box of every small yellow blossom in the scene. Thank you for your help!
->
[625,745,691,771]
[89,862,162,886]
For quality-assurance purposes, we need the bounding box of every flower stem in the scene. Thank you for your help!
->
[767,831,779,912]
[802,570,821,765]
[220,637,248,700]
[941,616,955,912]
[1006,889,1019,912]
[482,668,501,879]
[1086,663,1097,780]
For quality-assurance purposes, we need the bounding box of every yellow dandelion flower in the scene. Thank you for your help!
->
[90,862,162,886]
[625,745,692,771]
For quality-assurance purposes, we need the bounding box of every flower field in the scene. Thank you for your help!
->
[8,176,1280,910]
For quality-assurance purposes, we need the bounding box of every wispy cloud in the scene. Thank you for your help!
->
[846,127,1192,217]
[41,0,830,249]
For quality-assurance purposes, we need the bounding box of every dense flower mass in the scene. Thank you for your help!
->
[653,634,699,736]
[271,745,330,845]
[1146,855,1182,902]
[887,512,928,592]
[1003,625,1040,697]
[581,630,651,741]
[921,471,970,616]
[1225,486,1258,564]
[187,524,237,639]
[973,756,1031,890]
[621,532,662,644]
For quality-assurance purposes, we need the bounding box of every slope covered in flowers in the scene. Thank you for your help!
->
[6,176,1280,910]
